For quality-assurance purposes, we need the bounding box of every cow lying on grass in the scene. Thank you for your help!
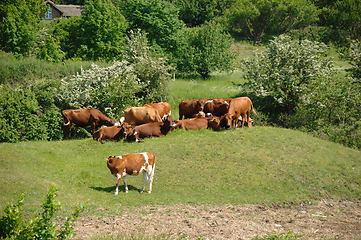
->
[105,152,156,195]
[93,121,132,144]
[126,116,175,142]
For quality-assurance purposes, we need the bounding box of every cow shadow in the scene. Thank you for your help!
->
[90,185,140,193]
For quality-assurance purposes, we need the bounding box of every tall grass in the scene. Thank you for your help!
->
[0,51,110,84]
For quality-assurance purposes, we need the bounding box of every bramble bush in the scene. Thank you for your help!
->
[0,185,84,239]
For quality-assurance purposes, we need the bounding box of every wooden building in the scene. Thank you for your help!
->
[40,0,84,20]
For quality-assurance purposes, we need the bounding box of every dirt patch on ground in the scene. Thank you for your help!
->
[74,200,361,239]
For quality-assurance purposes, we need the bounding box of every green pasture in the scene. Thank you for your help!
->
[0,126,360,217]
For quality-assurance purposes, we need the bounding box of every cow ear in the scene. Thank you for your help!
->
[105,158,108,161]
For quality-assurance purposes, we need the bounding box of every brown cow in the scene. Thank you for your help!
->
[127,116,175,142]
[105,152,156,195]
[223,97,258,129]
[62,108,115,139]
[178,99,205,120]
[143,102,171,120]
[203,99,230,117]
[172,117,209,130]
[124,107,162,126]
[93,121,132,144]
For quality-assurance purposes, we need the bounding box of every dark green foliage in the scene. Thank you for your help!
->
[172,21,236,79]
[172,0,232,27]
[224,0,320,44]
[117,0,185,50]
[0,186,84,239]
[79,0,128,61]
[0,0,45,57]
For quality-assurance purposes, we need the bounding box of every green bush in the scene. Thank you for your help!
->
[171,21,236,79]
[55,30,172,118]
[0,186,84,239]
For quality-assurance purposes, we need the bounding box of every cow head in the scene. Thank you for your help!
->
[223,113,234,129]
[208,117,221,130]
[161,115,175,135]
[197,99,205,112]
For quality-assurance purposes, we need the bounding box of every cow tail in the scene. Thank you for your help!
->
[251,102,259,117]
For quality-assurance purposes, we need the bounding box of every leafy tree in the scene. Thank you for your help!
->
[0,0,45,57]
[52,17,83,60]
[76,0,128,61]
[224,0,320,44]
[116,0,185,50]
[241,34,334,113]
[172,21,236,79]
[171,0,232,27]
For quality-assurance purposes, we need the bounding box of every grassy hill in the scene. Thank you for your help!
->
[0,124,360,216]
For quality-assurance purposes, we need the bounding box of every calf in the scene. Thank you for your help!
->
[203,99,230,117]
[124,107,162,126]
[172,117,209,130]
[93,121,132,143]
[105,152,156,195]
[224,97,258,129]
[178,99,205,120]
[127,116,175,142]
[143,102,171,120]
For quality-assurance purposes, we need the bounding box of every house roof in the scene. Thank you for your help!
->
[44,0,84,17]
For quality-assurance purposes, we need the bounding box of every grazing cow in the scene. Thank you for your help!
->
[124,107,162,126]
[127,115,175,142]
[143,102,171,120]
[178,99,205,120]
[172,117,209,130]
[223,97,258,129]
[62,108,115,139]
[105,152,156,195]
[203,99,230,117]
[93,121,132,144]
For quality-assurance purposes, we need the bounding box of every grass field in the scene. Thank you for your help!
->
[0,123,360,217]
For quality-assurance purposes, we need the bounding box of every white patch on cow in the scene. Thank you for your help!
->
[139,152,150,173]
[207,100,213,103]
[142,152,149,164]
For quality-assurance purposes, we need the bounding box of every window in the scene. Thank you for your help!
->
[45,6,52,19]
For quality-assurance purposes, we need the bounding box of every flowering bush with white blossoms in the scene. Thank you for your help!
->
[55,30,172,118]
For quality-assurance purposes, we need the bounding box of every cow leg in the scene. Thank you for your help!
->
[140,172,148,193]
[147,164,155,194]
[122,177,128,193]
[115,173,123,195]
[63,125,70,139]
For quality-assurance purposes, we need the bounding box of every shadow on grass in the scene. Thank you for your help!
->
[90,185,141,193]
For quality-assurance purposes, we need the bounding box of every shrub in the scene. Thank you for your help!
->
[241,34,334,114]
[55,30,172,118]
[171,21,236,79]
[0,185,84,239]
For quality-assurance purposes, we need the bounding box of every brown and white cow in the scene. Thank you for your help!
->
[172,117,209,131]
[105,152,156,195]
[127,115,175,142]
[93,121,132,144]
[203,98,230,117]
[223,97,258,129]
[62,108,115,139]
[124,107,162,127]
[143,102,171,120]
[178,99,205,120]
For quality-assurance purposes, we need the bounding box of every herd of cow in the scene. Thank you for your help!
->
[62,97,258,195]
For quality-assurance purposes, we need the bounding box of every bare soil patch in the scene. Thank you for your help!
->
[74,200,361,239]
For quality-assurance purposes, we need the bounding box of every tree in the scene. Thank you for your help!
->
[171,0,232,27]
[78,0,128,61]
[345,40,361,80]
[241,34,334,113]
[116,0,184,50]
[224,0,320,44]
[0,0,45,57]
[172,21,236,79]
